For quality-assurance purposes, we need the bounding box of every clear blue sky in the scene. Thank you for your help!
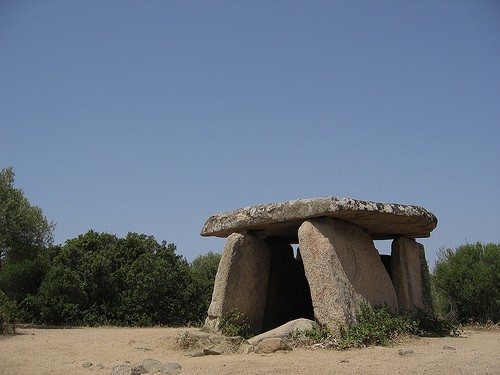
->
[1,1,499,266]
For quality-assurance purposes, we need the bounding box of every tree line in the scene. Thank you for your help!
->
[1,167,499,331]
[0,167,220,328]
[432,242,499,324]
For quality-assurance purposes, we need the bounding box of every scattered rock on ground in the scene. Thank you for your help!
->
[82,361,105,370]
[253,338,291,354]
[140,359,164,373]
[202,348,221,355]
[179,320,317,355]
[187,348,222,357]
[111,363,146,375]
[111,360,181,375]
[248,318,317,345]
[161,363,181,375]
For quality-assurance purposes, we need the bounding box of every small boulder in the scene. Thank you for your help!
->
[248,318,317,345]
[202,348,221,355]
[160,363,181,375]
[95,363,105,370]
[254,338,291,354]
[111,363,147,375]
[140,359,164,373]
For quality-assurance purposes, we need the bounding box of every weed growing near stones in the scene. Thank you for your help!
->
[409,309,460,337]
[338,304,419,347]
[288,325,337,348]
[218,309,252,339]
[288,304,458,349]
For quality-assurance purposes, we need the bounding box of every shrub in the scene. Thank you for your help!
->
[432,242,499,324]
[409,309,460,337]
[288,325,336,348]
[0,289,17,335]
[338,304,419,347]
[288,305,457,349]
[218,309,252,338]
[189,252,221,315]
[21,231,210,326]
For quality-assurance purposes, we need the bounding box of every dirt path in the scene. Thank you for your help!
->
[1,327,499,374]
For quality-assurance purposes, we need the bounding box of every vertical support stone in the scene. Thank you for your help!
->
[298,217,398,333]
[391,237,433,314]
[204,233,271,334]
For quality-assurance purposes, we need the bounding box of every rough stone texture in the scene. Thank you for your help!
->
[140,359,164,373]
[201,196,437,241]
[253,337,292,353]
[201,196,437,336]
[111,361,180,375]
[205,233,271,334]
[391,237,433,314]
[248,318,318,345]
[160,363,181,375]
[111,363,147,375]
[298,217,398,333]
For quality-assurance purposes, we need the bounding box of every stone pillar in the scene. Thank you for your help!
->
[391,237,433,314]
[204,233,271,334]
[298,217,398,333]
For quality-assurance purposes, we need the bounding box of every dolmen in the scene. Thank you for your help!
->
[201,196,437,336]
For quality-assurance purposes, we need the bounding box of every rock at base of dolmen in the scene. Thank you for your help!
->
[204,233,271,335]
[391,237,433,314]
[248,318,318,345]
[298,217,398,333]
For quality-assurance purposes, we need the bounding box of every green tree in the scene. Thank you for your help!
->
[190,251,221,313]
[432,242,500,323]
[0,167,55,303]
[24,231,206,326]
[0,255,49,303]
[114,233,200,326]
[34,263,88,325]
[0,167,55,263]
[0,288,17,334]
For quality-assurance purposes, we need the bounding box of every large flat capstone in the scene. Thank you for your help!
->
[201,196,437,241]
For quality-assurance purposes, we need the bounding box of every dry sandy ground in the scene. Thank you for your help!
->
[1,326,499,375]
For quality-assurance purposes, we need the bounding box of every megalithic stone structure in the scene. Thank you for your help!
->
[390,237,434,314]
[201,196,437,335]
